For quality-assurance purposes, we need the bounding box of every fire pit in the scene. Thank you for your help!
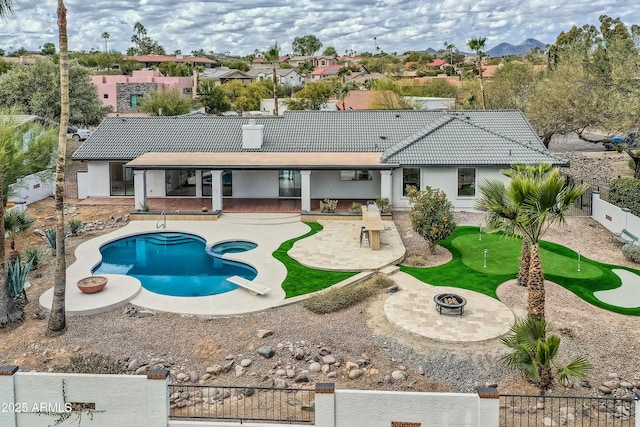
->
[434,293,467,316]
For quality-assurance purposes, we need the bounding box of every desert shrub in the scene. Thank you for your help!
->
[320,198,338,213]
[24,245,47,269]
[68,218,84,235]
[622,243,640,263]
[53,353,126,374]
[351,202,362,214]
[609,177,640,216]
[303,274,394,314]
[375,197,390,213]
[406,185,456,253]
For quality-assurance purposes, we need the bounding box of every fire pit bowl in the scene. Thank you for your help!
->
[434,293,467,316]
[77,276,108,294]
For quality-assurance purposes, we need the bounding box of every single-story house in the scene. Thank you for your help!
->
[124,54,218,69]
[245,68,304,87]
[199,68,253,86]
[72,110,567,213]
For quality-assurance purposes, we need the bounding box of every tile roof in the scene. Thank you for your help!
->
[72,110,566,167]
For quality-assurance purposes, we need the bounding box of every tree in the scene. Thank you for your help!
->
[368,90,413,110]
[292,35,322,56]
[221,81,269,112]
[501,317,591,392]
[0,58,11,74]
[485,62,538,110]
[0,58,108,126]
[4,210,34,251]
[467,37,487,109]
[158,61,193,77]
[322,46,337,57]
[138,89,191,116]
[285,81,334,110]
[197,80,230,114]
[101,32,110,52]
[129,21,165,55]
[406,186,456,253]
[443,41,455,67]
[477,166,586,320]
[41,42,56,56]
[47,0,70,335]
[263,43,280,115]
[0,0,23,329]
[296,61,314,82]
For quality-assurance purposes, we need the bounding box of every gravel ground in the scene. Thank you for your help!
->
[1,150,639,397]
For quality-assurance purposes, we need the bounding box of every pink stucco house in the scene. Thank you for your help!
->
[92,70,195,113]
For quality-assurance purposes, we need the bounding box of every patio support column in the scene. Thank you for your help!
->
[210,170,223,212]
[133,170,147,210]
[301,170,311,212]
[380,170,392,203]
[195,170,203,197]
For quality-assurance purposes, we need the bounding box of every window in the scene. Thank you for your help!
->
[109,162,134,196]
[402,168,420,196]
[183,88,192,95]
[202,170,232,196]
[165,169,196,196]
[458,168,476,196]
[340,170,372,181]
[103,94,109,99]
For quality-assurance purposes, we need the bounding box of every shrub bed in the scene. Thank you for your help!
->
[303,274,395,314]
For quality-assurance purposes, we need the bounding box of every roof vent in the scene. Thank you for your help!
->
[242,119,264,149]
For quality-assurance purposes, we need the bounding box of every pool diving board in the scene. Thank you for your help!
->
[227,275,271,295]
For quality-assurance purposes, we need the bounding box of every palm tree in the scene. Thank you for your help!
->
[47,0,70,335]
[467,37,487,109]
[263,43,280,116]
[443,41,455,73]
[4,210,35,252]
[101,31,110,52]
[480,164,553,287]
[477,166,586,321]
[0,0,13,16]
[501,317,591,392]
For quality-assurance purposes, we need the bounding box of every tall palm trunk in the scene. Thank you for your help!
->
[272,66,278,116]
[478,57,487,110]
[527,242,545,321]
[517,239,530,287]
[47,0,69,335]
[0,173,24,327]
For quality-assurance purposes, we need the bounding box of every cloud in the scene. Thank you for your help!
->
[0,0,638,56]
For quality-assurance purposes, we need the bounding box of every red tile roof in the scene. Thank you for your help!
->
[426,59,445,67]
[125,55,217,64]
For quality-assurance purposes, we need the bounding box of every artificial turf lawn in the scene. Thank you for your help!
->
[272,222,357,298]
[400,226,640,316]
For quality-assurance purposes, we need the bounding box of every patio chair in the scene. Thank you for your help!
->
[360,226,370,247]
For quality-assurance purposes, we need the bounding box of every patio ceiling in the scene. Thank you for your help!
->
[126,152,398,169]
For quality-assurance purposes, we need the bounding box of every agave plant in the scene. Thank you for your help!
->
[6,258,33,301]
[500,316,591,392]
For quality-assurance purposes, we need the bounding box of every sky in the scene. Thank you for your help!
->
[0,0,638,57]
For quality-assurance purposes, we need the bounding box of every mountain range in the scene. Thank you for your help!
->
[426,38,547,57]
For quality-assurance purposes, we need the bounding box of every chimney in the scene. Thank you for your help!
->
[242,119,264,149]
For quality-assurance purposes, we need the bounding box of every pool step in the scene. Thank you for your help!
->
[220,214,300,225]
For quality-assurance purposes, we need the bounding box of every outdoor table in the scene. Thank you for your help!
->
[362,206,385,250]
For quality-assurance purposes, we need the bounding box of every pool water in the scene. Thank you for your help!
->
[93,232,257,297]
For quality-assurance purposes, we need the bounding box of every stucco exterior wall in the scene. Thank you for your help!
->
[87,162,112,197]
[0,370,168,427]
[333,390,479,427]
[232,171,279,198]
[310,170,380,199]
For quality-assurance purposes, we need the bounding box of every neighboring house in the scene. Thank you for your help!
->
[310,64,368,81]
[426,59,446,69]
[246,68,304,87]
[92,70,194,113]
[259,98,339,115]
[289,55,338,68]
[199,68,253,86]
[124,54,218,69]
[251,56,290,67]
[72,110,567,213]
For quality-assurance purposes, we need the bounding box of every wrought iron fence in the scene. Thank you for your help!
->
[169,384,315,424]
[564,176,612,216]
[500,393,638,427]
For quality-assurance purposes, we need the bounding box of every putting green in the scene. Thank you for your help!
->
[453,233,602,279]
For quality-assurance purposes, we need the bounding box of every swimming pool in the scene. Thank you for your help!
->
[93,232,257,297]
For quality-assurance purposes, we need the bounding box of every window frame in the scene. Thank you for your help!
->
[457,167,477,197]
